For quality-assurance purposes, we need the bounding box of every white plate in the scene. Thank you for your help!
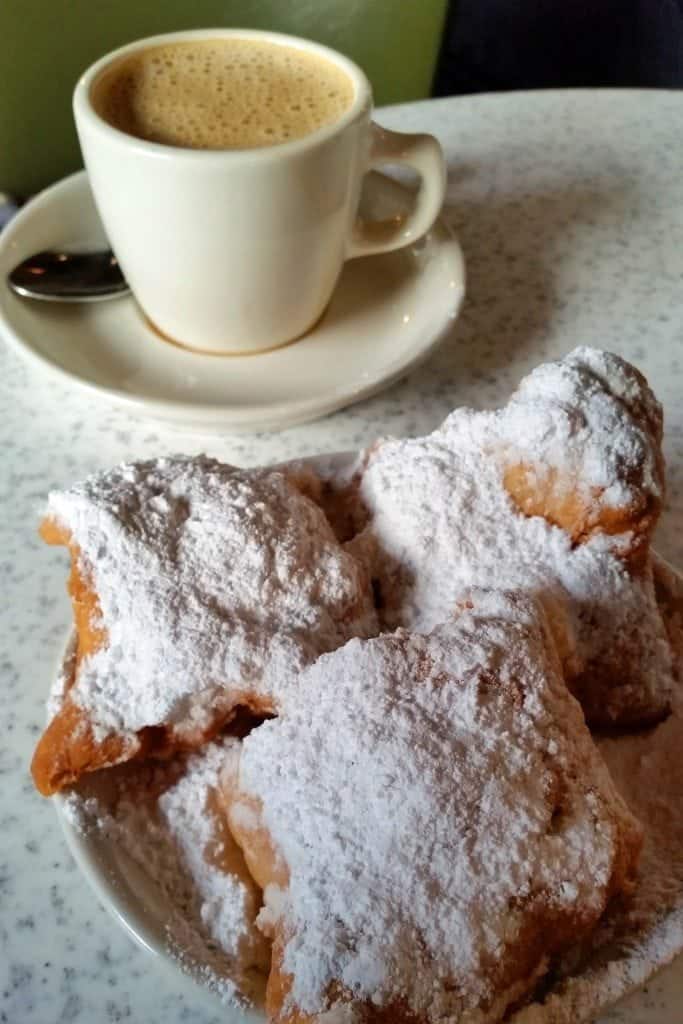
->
[51,453,683,1023]
[0,171,465,432]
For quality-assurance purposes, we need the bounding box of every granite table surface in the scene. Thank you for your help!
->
[1,89,682,1024]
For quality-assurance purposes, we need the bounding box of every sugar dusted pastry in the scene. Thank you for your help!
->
[500,347,664,559]
[352,347,673,727]
[31,456,376,795]
[224,590,643,1024]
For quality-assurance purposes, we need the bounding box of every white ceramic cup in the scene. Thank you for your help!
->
[73,28,446,354]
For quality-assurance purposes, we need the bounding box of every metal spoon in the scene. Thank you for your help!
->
[8,248,129,302]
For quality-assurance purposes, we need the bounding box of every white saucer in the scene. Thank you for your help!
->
[0,171,465,432]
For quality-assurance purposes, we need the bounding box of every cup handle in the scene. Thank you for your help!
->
[347,122,446,259]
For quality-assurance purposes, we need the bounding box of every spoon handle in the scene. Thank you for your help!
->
[8,249,130,302]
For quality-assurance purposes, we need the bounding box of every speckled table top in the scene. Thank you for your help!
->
[1,89,682,1024]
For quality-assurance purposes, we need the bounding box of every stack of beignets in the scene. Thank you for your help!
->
[30,348,681,1024]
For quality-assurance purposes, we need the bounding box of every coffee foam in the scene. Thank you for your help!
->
[93,38,356,150]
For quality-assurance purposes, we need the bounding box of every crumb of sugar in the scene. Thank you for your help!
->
[238,590,639,1022]
[45,456,376,736]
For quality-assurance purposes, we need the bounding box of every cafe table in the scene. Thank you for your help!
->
[1,89,682,1024]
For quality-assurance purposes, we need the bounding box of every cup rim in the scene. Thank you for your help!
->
[73,27,373,162]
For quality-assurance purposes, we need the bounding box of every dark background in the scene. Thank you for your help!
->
[434,0,683,95]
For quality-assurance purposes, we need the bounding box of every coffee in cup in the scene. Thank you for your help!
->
[92,37,355,150]
[75,29,446,354]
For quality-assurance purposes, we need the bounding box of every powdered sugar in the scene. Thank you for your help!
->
[237,590,641,1022]
[46,456,376,737]
[61,737,269,1008]
[352,348,672,725]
